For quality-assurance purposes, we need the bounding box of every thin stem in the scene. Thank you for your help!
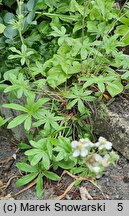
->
[81,0,87,45]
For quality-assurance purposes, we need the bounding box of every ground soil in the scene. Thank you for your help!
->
[0,125,129,200]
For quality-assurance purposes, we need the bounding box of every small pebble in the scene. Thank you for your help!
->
[115,195,120,199]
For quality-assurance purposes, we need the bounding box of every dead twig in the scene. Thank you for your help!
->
[61,170,106,199]
[13,178,37,197]
[0,175,20,190]
[55,181,75,200]
[61,170,94,181]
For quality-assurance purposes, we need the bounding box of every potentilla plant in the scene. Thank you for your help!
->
[71,137,119,178]
[0,0,124,198]
[15,135,119,197]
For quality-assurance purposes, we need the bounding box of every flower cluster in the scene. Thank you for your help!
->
[71,137,119,179]
[71,138,94,157]
[86,153,110,178]
[95,137,112,150]
[71,137,112,158]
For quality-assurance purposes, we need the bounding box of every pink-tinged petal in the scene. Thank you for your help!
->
[73,150,80,157]
[71,141,78,148]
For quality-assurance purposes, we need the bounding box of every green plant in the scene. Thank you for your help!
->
[3,92,49,130]
[79,74,123,97]
[0,115,10,127]
[65,84,95,114]
[0,0,128,198]
[16,136,119,197]
[115,2,129,45]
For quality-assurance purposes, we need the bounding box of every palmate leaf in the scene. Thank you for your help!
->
[33,111,63,130]
[16,172,38,187]
[70,0,84,15]
[50,26,66,37]
[29,139,46,149]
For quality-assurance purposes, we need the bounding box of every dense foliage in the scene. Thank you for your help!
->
[0,0,128,197]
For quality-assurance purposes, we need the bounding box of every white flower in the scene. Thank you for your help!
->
[73,147,89,157]
[95,136,112,150]
[80,148,89,157]
[72,149,80,157]
[80,138,94,148]
[71,141,78,148]
[71,138,93,157]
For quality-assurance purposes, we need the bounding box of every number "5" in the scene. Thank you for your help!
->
[117,203,123,211]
